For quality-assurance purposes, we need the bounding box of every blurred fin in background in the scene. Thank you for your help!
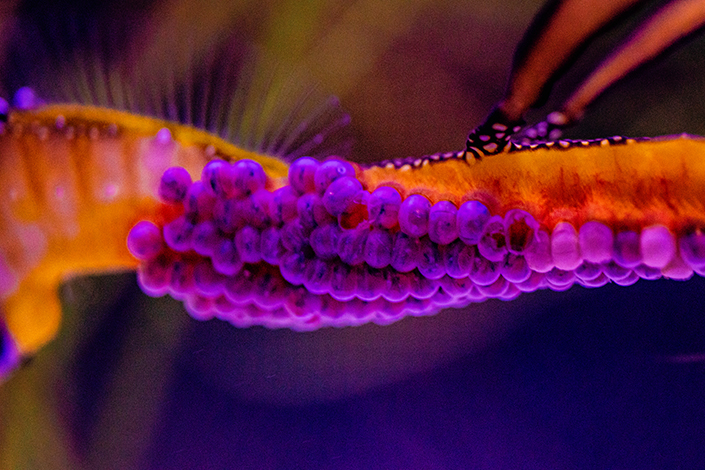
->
[467,0,705,153]
[1,0,352,161]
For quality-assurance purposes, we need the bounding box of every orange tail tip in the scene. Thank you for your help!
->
[0,100,292,357]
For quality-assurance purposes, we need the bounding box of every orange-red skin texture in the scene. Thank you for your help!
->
[360,137,705,234]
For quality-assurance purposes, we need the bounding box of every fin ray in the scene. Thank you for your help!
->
[3,10,352,161]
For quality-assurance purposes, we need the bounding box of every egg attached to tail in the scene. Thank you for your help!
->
[124,132,705,331]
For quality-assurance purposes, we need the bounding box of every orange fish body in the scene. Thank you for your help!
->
[3,102,705,358]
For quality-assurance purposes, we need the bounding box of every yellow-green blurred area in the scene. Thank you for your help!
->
[1,0,705,468]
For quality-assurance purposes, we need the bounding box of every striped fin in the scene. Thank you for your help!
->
[466,0,705,153]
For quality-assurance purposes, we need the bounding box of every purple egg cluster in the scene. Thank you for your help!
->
[127,156,705,330]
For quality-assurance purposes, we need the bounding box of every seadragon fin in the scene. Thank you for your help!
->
[1,7,352,162]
